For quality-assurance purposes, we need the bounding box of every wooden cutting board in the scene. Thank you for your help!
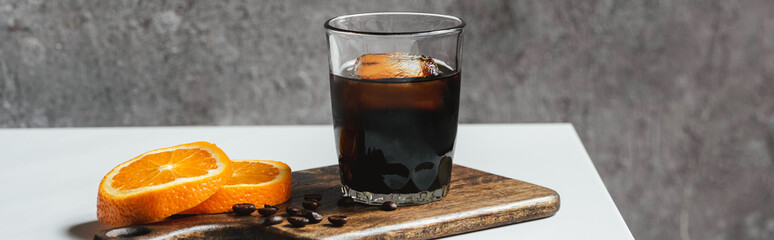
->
[95,164,559,239]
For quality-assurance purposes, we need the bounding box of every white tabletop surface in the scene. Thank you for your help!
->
[0,124,633,239]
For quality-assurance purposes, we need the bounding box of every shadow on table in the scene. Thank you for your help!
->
[436,215,557,239]
[68,220,110,240]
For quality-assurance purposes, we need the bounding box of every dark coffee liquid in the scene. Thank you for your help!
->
[330,66,460,194]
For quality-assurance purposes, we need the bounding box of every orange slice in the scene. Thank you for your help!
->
[97,142,233,226]
[180,160,292,214]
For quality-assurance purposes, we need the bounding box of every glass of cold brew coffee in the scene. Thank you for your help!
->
[325,12,464,205]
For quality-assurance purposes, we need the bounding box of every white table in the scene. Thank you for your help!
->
[0,124,633,239]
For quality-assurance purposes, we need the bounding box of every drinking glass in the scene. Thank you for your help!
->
[325,12,464,205]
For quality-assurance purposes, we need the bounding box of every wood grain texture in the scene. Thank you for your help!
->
[95,164,559,239]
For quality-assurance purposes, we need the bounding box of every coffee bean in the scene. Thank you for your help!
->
[304,211,323,224]
[264,204,277,209]
[232,203,256,216]
[258,207,277,216]
[302,200,319,210]
[337,197,355,206]
[328,215,348,226]
[288,216,309,227]
[264,215,283,226]
[380,201,397,211]
[286,207,303,216]
[304,193,322,201]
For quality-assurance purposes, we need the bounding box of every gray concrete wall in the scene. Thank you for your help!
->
[2,0,774,239]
